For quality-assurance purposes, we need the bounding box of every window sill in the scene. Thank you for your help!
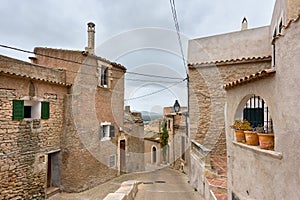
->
[232,141,283,160]
[101,137,111,141]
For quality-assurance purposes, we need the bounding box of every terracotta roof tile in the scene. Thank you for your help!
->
[188,56,271,67]
[223,68,276,89]
[0,70,71,86]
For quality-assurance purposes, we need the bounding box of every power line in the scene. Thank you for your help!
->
[124,78,186,101]
[169,0,187,75]
[0,59,185,84]
[0,44,183,80]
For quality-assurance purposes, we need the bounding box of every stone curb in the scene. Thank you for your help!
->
[103,180,140,200]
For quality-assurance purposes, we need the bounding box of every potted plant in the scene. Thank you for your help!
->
[244,126,259,146]
[257,126,274,150]
[231,119,252,143]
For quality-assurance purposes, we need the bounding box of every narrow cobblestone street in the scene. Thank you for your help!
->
[49,167,203,200]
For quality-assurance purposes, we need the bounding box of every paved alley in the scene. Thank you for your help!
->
[49,167,203,200]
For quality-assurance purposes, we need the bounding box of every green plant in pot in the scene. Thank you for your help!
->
[231,119,252,143]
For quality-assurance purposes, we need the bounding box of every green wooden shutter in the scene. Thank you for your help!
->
[41,101,50,119]
[13,100,24,120]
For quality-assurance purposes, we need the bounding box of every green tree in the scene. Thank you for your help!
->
[161,120,169,162]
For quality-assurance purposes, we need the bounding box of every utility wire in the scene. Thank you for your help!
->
[0,59,185,84]
[0,44,183,80]
[125,78,186,101]
[169,0,187,76]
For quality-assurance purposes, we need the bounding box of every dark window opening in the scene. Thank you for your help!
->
[24,106,32,118]
[279,19,283,33]
[101,67,108,86]
[152,146,157,163]
[273,28,277,38]
[243,95,272,133]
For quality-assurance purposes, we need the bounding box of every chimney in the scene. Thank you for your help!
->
[241,17,248,30]
[86,22,95,54]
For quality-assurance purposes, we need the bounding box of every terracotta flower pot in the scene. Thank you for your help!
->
[235,130,245,143]
[258,133,274,150]
[244,131,259,146]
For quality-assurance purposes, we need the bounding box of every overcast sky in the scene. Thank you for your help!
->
[0,0,275,113]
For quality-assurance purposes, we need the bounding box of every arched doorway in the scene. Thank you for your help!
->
[152,146,157,164]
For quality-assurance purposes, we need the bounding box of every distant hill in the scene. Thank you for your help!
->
[139,111,163,122]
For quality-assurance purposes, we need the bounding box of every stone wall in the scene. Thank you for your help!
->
[0,74,67,199]
[189,60,271,156]
[32,48,126,192]
[124,106,145,173]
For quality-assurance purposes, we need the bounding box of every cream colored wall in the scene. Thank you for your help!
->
[188,26,271,64]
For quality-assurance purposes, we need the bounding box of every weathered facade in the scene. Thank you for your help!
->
[0,55,68,199]
[188,0,300,199]
[123,106,145,173]
[224,0,300,199]
[163,106,188,174]
[0,22,126,199]
[187,8,272,200]
[144,119,163,170]
[31,23,126,193]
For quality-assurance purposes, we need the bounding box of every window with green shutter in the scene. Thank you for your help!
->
[13,100,24,120]
[41,101,50,119]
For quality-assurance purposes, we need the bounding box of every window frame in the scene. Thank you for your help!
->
[12,99,50,120]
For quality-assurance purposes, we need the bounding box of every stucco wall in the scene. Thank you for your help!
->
[188,27,271,64]
[225,19,300,200]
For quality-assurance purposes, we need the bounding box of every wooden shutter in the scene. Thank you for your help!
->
[110,125,115,137]
[13,100,24,120]
[41,101,50,119]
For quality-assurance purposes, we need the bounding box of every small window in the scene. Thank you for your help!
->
[99,122,115,140]
[109,155,116,168]
[243,95,272,132]
[24,106,32,118]
[12,100,50,120]
[101,67,108,87]
[279,19,283,33]
[273,28,277,38]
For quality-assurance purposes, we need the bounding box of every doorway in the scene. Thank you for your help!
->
[47,151,61,188]
[120,140,126,173]
[152,146,157,164]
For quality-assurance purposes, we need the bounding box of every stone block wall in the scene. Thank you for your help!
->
[189,60,271,157]
[0,74,67,199]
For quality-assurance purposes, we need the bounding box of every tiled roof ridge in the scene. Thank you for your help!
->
[223,68,276,89]
[188,55,271,67]
[34,47,126,71]
[272,13,300,43]
[0,54,64,72]
[0,70,71,86]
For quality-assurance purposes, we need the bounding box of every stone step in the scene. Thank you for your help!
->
[46,187,60,198]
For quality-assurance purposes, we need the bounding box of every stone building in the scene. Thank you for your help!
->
[144,119,163,170]
[31,22,126,193]
[0,55,69,199]
[223,0,300,199]
[188,0,300,199]
[0,22,126,199]
[123,106,145,173]
[163,106,188,174]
